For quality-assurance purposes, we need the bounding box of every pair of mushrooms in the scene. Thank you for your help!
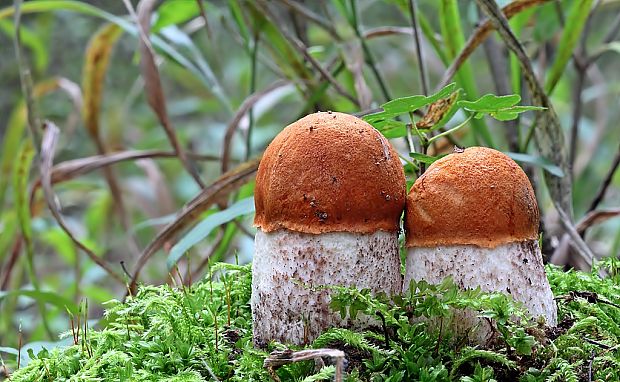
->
[251,112,556,347]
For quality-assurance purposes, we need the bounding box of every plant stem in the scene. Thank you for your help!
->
[246,30,260,161]
[349,0,392,102]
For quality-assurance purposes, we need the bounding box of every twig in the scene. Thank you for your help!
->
[221,80,289,173]
[195,0,213,40]
[586,143,620,213]
[257,1,359,107]
[376,311,390,347]
[583,337,612,350]
[12,0,40,151]
[476,0,595,268]
[31,149,219,190]
[0,236,22,291]
[349,0,392,102]
[278,0,340,41]
[588,350,595,382]
[408,0,429,96]
[264,348,345,382]
[577,208,620,237]
[246,30,260,161]
[39,122,125,284]
[481,26,519,151]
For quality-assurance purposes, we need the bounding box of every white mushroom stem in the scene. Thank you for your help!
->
[404,240,557,338]
[252,229,402,346]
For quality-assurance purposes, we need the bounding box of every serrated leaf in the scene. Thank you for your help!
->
[364,83,457,122]
[458,94,521,112]
[459,94,545,121]
[167,197,255,269]
[505,152,564,177]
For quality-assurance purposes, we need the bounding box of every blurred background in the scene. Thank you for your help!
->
[0,0,618,351]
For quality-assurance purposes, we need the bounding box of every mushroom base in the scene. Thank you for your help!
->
[403,240,557,343]
[252,229,402,347]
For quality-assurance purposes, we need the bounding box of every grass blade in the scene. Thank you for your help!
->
[544,0,595,94]
[128,157,260,293]
[0,1,230,106]
[129,0,206,188]
[0,104,27,211]
[167,197,255,269]
[439,0,493,146]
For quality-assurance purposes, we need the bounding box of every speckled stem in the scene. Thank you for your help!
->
[404,240,557,344]
[252,229,402,347]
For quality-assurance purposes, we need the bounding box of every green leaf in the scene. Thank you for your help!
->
[0,103,26,210]
[228,0,249,45]
[458,94,545,121]
[363,83,456,122]
[544,0,595,94]
[458,94,521,111]
[167,197,255,269]
[0,19,48,72]
[153,0,200,32]
[372,120,408,139]
[12,140,35,266]
[505,152,564,177]
[0,290,78,314]
[409,153,444,165]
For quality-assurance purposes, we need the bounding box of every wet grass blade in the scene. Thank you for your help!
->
[544,0,595,94]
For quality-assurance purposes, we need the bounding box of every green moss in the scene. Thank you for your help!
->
[7,259,620,381]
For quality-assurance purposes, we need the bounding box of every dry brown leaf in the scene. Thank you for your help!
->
[128,0,206,188]
[416,91,459,129]
[82,23,122,139]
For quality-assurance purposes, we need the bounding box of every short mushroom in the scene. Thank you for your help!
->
[252,111,406,346]
[404,147,557,340]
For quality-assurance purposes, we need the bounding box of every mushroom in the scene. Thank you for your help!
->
[252,111,406,346]
[403,147,557,341]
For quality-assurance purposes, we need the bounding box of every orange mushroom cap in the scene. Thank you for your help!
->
[405,147,539,248]
[254,111,406,234]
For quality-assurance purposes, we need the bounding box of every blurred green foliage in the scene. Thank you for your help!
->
[0,0,619,378]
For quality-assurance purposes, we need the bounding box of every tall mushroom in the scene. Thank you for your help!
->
[252,111,406,346]
[404,147,557,340]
